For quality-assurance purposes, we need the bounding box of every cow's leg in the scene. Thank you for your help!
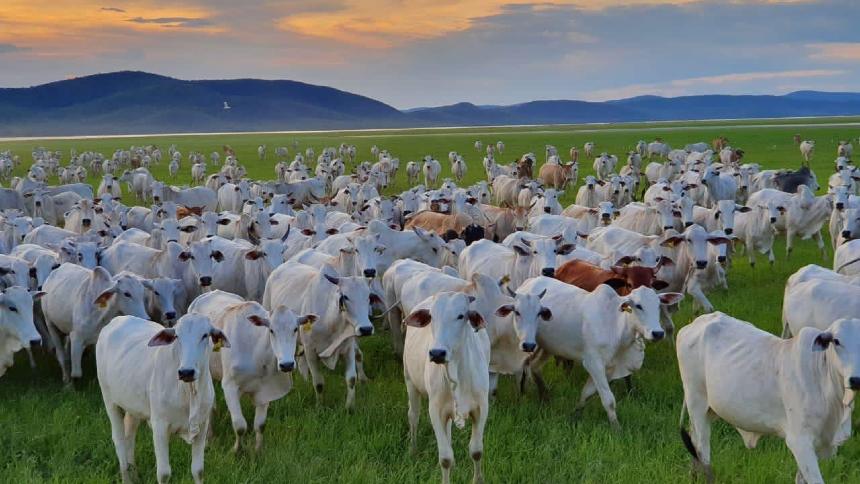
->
[253,402,269,452]
[387,307,405,356]
[746,238,756,267]
[304,350,325,405]
[355,344,369,382]
[581,356,619,430]
[344,342,357,411]
[469,404,487,484]
[105,403,131,483]
[686,281,713,313]
[222,382,246,453]
[151,419,172,484]
[659,305,676,335]
[123,414,140,469]
[45,319,69,383]
[190,419,209,484]
[813,231,827,260]
[429,398,454,484]
[528,350,552,400]
[785,435,823,484]
[786,228,795,258]
[405,376,421,455]
[69,329,85,380]
[685,391,713,482]
[768,246,776,266]
[489,372,499,398]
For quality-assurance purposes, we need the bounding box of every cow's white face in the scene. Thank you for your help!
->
[597,201,616,224]
[151,181,165,202]
[61,240,100,269]
[327,274,376,337]
[111,274,150,319]
[676,195,695,228]
[816,318,860,391]
[412,228,446,267]
[154,218,183,244]
[0,287,42,349]
[621,287,680,341]
[407,292,483,364]
[250,305,315,373]
[841,208,860,241]
[714,200,750,236]
[179,240,223,289]
[351,234,384,279]
[496,290,550,353]
[143,277,183,324]
[148,313,227,383]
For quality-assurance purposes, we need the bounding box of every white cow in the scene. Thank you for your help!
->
[677,312,859,484]
[783,279,860,337]
[521,277,681,427]
[42,264,149,382]
[262,262,381,409]
[0,287,43,378]
[423,158,442,188]
[403,291,490,484]
[800,140,816,162]
[835,239,860,275]
[188,290,316,452]
[96,313,227,484]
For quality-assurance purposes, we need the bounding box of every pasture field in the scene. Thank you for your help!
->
[1,118,859,483]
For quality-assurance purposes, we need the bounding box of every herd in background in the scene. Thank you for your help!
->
[1,132,860,483]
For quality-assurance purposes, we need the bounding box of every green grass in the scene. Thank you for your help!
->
[2,118,860,483]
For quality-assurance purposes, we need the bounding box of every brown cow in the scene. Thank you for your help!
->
[480,204,529,242]
[712,136,729,151]
[538,162,577,189]
[793,134,802,145]
[404,211,485,244]
[554,259,668,295]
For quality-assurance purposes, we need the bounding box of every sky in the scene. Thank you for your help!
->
[0,0,858,108]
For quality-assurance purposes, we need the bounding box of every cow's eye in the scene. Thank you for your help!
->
[153,291,160,296]
[635,304,643,310]
[457,314,464,320]
[432,248,438,253]
[834,338,842,346]
[8,306,17,312]
[123,292,132,298]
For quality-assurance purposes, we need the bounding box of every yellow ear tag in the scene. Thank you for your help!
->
[301,321,313,333]
[213,340,224,352]
[97,301,108,309]
[621,305,633,313]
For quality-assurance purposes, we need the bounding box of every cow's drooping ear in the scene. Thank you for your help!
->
[495,304,514,317]
[148,328,177,347]
[94,288,116,308]
[652,279,670,290]
[813,332,834,351]
[659,292,684,305]
[405,309,431,328]
[210,328,231,348]
[467,310,485,331]
[247,314,270,327]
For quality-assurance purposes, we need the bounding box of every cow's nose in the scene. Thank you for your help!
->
[428,348,447,364]
[543,207,551,213]
[199,276,212,287]
[363,268,376,278]
[521,342,537,353]
[837,202,845,210]
[663,225,673,230]
[358,326,374,337]
[770,217,777,223]
[601,213,611,220]
[515,226,524,231]
[29,338,42,347]
[164,311,176,320]
[724,228,733,235]
[279,361,295,373]
[843,231,852,239]
[717,255,727,263]
[177,368,196,382]
[684,221,694,227]
[82,218,91,227]
[35,201,41,207]
[541,268,555,277]
[651,330,665,341]
[696,260,707,269]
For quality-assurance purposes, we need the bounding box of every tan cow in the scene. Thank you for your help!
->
[538,162,578,190]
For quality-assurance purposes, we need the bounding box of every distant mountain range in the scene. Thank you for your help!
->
[2,71,860,137]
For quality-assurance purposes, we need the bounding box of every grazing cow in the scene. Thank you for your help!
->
[799,140,815,162]
[119,168,155,201]
[521,277,681,426]
[262,262,381,409]
[555,259,668,294]
[677,313,859,484]
[42,264,149,382]
[218,182,251,213]
[538,162,577,189]
[188,290,316,452]
[773,166,819,193]
[403,291,490,484]
[0,287,43,378]
[647,140,670,159]
[96,313,227,484]
[692,199,751,235]
[644,159,681,185]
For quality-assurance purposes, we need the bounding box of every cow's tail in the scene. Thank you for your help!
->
[679,402,701,463]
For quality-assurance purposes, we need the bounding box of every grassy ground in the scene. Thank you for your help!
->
[1,118,860,483]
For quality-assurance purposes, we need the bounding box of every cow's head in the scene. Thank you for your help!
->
[148,313,228,383]
[405,291,484,364]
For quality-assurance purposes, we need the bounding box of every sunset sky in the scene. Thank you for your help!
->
[0,0,857,108]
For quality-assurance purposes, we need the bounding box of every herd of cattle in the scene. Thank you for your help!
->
[1,136,860,483]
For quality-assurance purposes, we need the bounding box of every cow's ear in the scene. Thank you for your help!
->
[652,279,670,290]
[538,307,553,321]
[615,255,635,266]
[369,292,384,308]
[605,278,627,291]
[405,309,431,328]
[148,328,177,347]
[512,245,530,256]
[556,243,575,255]
[217,218,231,225]
[93,288,116,308]
[245,250,263,260]
[297,314,318,328]
[210,328,231,348]
[301,228,316,236]
[467,310,485,331]
[210,250,225,262]
[660,236,685,248]
[659,292,684,305]
[737,206,752,213]
[180,225,197,233]
[178,251,193,262]
[813,331,834,351]
[247,314,270,327]
[495,304,514,317]
[707,237,731,246]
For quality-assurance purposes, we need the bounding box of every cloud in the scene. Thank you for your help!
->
[807,43,860,61]
[0,43,28,54]
[586,69,847,100]
[100,6,125,13]
[126,16,213,28]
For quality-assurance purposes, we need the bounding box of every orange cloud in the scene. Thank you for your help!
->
[808,43,860,61]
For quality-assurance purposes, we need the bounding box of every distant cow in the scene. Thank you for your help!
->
[773,166,819,193]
